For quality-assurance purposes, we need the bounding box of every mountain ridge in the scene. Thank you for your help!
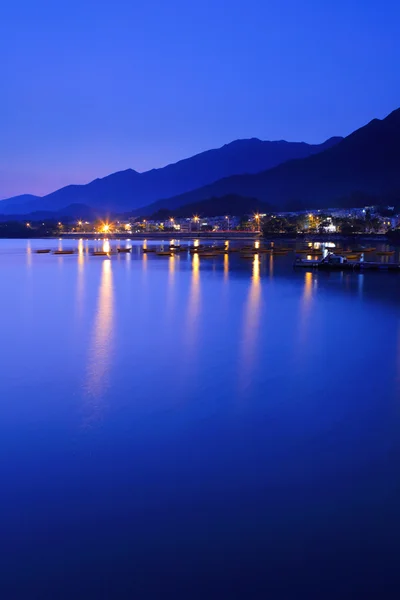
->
[0,137,342,215]
[136,109,400,214]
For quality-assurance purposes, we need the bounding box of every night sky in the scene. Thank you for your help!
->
[1,0,399,199]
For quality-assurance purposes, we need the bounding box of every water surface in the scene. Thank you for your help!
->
[1,238,400,599]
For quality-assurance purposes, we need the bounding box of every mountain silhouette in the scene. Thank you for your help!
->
[0,137,341,215]
[139,108,400,214]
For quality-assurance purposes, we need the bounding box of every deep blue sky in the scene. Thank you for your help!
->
[1,0,399,198]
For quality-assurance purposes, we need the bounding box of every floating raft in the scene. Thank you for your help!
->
[294,260,400,271]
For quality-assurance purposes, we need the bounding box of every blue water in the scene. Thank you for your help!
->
[1,238,400,599]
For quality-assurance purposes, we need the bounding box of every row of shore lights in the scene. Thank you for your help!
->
[26,214,261,232]
[142,214,261,228]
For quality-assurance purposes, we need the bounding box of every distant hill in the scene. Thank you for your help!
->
[148,194,271,219]
[0,203,97,223]
[139,108,400,213]
[0,193,40,207]
[0,137,342,215]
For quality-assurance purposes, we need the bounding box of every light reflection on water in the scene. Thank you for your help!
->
[26,240,32,267]
[239,255,261,391]
[166,254,176,320]
[297,271,314,351]
[184,253,201,352]
[76,242,85,319]
[84,259,114,424]
[224,252,229,281]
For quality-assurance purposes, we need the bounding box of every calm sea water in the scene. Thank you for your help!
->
[2,237,400,599]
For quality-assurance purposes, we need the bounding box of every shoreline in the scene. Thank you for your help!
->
[0,232,394,243]
[60,231,262,240]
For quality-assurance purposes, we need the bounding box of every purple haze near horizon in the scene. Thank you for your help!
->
[1,0,399,199]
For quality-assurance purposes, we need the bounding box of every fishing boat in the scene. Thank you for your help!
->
[294,253,400,271]
[345,254,362,260]
[117,248,131,253]
[35,249,51,254]
[53,250,75,255]
[92,251,109,256]
[376,250,395,256]
[156,251,173,256]
[142,248,155,253]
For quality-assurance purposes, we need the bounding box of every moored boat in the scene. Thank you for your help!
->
[294,252,400,272]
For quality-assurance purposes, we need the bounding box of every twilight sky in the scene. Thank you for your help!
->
[1,0,399,199]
